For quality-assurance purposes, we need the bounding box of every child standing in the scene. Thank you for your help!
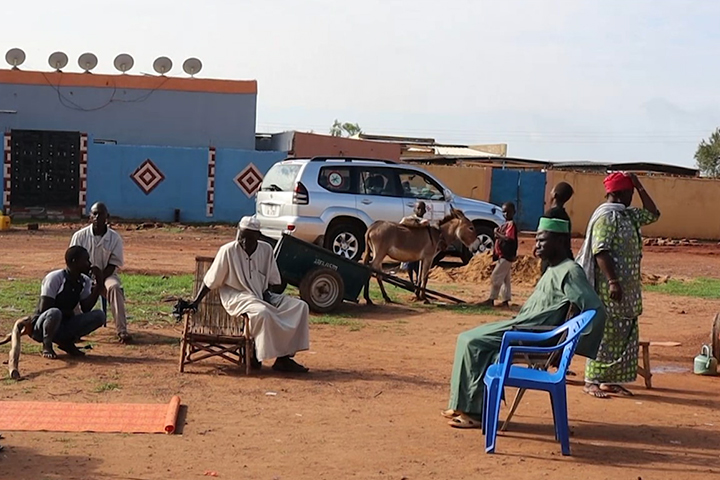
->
[400,201,430,286]
[481,202,517,307]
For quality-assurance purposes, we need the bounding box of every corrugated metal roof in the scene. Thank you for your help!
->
[432,146,501,157]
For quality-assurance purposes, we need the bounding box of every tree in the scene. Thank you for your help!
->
[330,120,362,137]
[695,128,720,177]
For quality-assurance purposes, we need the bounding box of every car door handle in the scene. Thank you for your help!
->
[361,199,372,205]
[406,202,415,207]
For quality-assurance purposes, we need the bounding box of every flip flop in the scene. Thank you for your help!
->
[583,384,609,398]
[448,415,482,429]
[600,384,634,396]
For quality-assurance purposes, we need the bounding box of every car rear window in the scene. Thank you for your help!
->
[261,164,302,192]
[318,167,353,193]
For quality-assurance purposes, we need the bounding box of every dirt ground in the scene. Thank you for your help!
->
[1,224,720,480]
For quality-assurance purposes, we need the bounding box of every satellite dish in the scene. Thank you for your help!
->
[113,53,134,73]
[5,48,26,69]
[48,51,69,71]
[152,56,173,75]
[78,52,98,72]
[182,58,203,77]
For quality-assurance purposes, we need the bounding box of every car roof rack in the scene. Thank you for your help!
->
[308,156,397,164]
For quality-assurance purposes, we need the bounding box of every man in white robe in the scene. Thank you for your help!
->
[189,216,310,373]
[70,202,132,343]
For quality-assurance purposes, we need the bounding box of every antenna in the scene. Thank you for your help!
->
[48,51,69,71]
[182,57,203,77]
[113,53,134,73]
[78,52,98,72]
[5,48,26,69]
[152,56,172,75]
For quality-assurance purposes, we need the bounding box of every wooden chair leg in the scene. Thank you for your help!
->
[642,343,652,389]
[179,314,189,373]
[244,314,252,376]
[501,388,527,432]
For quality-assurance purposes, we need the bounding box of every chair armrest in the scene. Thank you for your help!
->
[510,325,557,332]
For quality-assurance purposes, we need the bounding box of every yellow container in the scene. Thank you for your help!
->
[0,215,11,230]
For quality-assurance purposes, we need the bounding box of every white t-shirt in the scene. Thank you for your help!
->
[70,225,124,271]
[41,269,92,301]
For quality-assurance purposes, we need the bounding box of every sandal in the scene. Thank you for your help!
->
[118,332,133,344]
[583,384,609,398]
[441,409,460,419]
[448,414,482,429]
[272,357,309,373]
[600,384,634,396]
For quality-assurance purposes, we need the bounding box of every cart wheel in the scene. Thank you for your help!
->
[712,313,720,363]
[299,268,345,313]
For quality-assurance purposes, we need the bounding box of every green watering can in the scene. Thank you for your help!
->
[694,345,718,376]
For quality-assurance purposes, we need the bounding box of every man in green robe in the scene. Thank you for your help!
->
[445,218,607,428]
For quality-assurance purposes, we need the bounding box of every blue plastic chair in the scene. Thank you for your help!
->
[482,310,597,456]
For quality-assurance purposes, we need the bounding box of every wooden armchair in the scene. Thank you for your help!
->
[178,256,254,374]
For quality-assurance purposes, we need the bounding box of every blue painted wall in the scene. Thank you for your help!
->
[86,143,287,223]
[87,144,208,222]
[0,83,256,149]
[213,149,287,222]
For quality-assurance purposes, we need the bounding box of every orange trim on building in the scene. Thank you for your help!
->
[0,69,257,94]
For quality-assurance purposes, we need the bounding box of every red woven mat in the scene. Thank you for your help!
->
[0,395,181,434]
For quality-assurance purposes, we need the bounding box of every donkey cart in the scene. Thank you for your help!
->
[274,234,464,313]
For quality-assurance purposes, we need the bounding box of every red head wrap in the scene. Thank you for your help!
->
[603,172,634,193]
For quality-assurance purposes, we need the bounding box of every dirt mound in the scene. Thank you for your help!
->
[642,273,670,285]
[429,253,541,286]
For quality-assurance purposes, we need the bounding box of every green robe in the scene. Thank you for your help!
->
[448,259,607,416]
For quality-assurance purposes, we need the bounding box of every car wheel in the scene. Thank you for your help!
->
[299,268,345,313]
[473,225,496,254]
[325,223,365,262]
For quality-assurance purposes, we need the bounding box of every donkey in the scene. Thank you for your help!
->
[362,208,479,304]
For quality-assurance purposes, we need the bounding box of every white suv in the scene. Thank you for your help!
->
[256,157,505,263]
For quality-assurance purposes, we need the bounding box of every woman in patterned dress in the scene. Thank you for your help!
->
[576,172,660,398]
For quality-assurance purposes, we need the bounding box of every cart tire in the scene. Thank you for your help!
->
[712,313,720,363]
[299,268,345,313]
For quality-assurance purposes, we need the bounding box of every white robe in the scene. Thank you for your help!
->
[203,240,309,361]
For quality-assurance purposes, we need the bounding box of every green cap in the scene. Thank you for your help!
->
[538,217,570,233]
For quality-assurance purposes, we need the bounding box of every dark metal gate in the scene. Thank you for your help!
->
[489,169,547,231]
[10,129,81,208]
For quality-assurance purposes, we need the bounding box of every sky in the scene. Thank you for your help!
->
[3,0,720,167]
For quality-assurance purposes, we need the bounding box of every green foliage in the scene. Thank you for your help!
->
[694,128,720,177]
[645,277,720,299]
[330,119,362,137]
[0,274,193,329]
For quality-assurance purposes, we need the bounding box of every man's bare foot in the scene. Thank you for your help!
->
[57,343,86,357]
[441,409,461,419]
[583,383,609,398]
[41,348,58,359]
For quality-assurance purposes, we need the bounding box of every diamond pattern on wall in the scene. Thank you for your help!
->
[130,159,166,195]
[234,163,264,198]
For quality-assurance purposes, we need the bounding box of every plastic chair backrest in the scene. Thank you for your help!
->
[554,310,596,380]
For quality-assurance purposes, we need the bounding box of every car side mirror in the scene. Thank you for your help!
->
[444,189,454,202]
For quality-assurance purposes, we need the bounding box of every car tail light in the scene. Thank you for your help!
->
[287,224,296,231]
[293,182,309,205]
